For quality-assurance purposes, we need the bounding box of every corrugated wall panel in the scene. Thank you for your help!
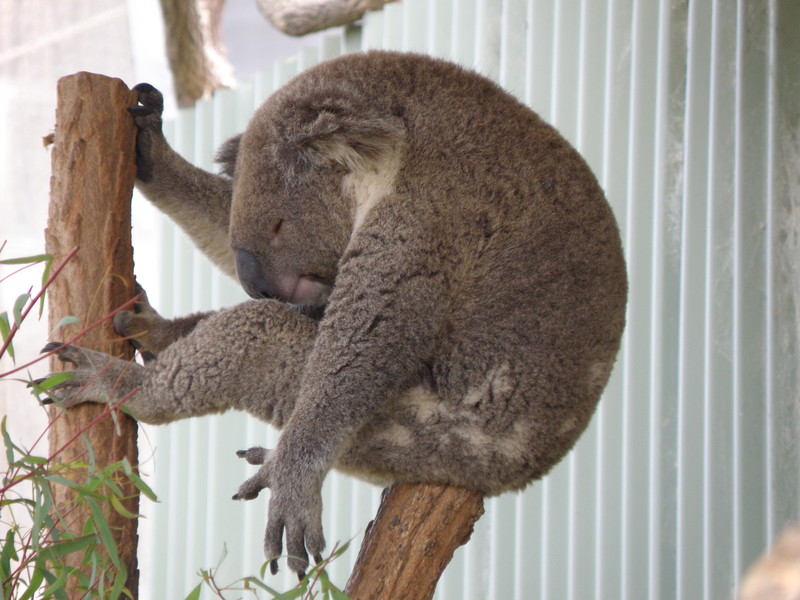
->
[135,1,800,598]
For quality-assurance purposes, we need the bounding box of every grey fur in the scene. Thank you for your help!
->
[46,52,627,576]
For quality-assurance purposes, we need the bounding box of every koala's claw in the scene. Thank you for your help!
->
[128,105,154,117]
[35,343,141,409]
[233,460,272,500]
[41,341,65,355]
[236,446,270,465]
[131,83,164,117]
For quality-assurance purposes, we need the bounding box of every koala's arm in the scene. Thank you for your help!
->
[131,84,237,278]
[255,199,445,572]
[42,300,316,426]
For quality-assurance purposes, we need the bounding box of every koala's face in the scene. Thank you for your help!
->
[228,124,352,308]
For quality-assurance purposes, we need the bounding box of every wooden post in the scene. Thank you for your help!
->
[45,72,140,597]
[345,483,485,600]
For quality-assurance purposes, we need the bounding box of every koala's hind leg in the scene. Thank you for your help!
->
[334,385,538,495]
[45,299,317,426]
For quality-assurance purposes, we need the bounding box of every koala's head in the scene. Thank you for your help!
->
[225,90,406,308]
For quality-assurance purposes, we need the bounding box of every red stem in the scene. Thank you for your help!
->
[0,247,79,361]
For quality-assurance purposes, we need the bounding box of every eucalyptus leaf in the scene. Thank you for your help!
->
[37,536,94,562]
[86,498,122,569]
[0,253,50,266]
[110,495,140,519]
[49,315,79,335]
[0,311,14,360]
[183,583,202,600]
[13,293,30,325]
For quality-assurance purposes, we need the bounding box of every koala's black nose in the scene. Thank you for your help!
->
[234,250,271,299]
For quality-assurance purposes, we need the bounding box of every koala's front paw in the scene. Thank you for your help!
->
[129,83,165,183]
[264,478,326,578]
[35,343,142,408]
[113,284,168,362]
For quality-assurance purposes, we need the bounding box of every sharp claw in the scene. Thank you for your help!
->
[270,559,279,575]
[314,553,323,564]
[236,449,247,458]
[297,570,306,581]
[41,341,64,354]
[39,397,54,406]
[232,493,240,500]
[132,82,157,94]
[128,105,154,117]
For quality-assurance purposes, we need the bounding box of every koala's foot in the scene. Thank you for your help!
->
[114,283,212,361]
[264,476,326,577]
[113,284,168,362]
[234,448,324,577]
[36,342,143,408]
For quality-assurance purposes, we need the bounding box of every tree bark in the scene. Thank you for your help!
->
[159,0,234,107]
[345,483,484,600]
[255,0,396,36]
[45,72,140,598]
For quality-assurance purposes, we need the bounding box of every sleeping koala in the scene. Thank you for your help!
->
[42,51,628,577]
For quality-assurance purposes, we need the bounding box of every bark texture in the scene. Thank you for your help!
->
[255,0,396,36]
[45,72,140,597]
[345,483,485,600]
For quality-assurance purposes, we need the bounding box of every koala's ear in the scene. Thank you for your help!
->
[289,110,405,172]
[215,133,242,178]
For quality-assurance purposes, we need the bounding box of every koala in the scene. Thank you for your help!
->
[42,51,627,577]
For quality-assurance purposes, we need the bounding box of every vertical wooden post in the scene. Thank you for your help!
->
[345,483,484,600]
[45,72,140,597]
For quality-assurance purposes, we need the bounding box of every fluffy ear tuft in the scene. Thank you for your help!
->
[282,109,406,173]
[215,134,242,178]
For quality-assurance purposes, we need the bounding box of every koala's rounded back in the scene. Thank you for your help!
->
[228,51,627,490]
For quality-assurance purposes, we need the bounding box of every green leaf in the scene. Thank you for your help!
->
[241,576,282,595]
[17,565,46,600]
[18,454,48,466]
[13,293,30,326]
[44,475,105,500]
[329,587,351,600]
[110,495,140,519]
[18,567,46,600]
[49,315,79,335]
[85,498,122,569]
[183,583,203,600]
[272,588,305,600]
[1,529,18,578]
[31,372,74,393]
[121,460,157,502]
[0,253,50,266]
[37,536,95,562]
[109,565,129,600]
[38,565,69,599]
[2,416,18,467]
[0,311,13,360]
[31,491,53,552]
